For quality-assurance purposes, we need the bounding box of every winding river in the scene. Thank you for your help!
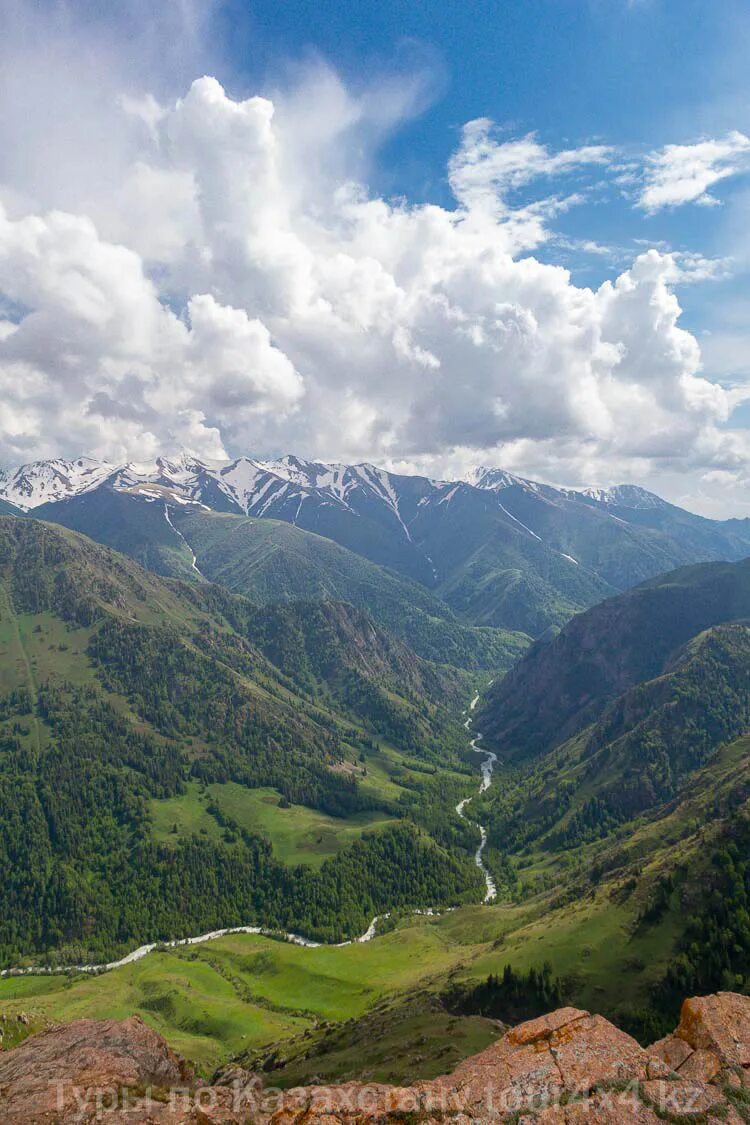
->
[0,689,497,978]
[455,689,498,902]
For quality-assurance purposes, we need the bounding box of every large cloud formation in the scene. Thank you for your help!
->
[0,71,743,490]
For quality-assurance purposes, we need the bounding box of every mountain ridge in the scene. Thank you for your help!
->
[32,490,530,671]
[0,451,734,524]
[476,555,750,760]
[8,452,750,639]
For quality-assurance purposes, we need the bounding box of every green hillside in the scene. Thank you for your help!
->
[477,555,750,758]
[173,507,530,671]
[478,622,750,852]
[0,516,485,967]
[35,487,202,580]
[2,528,749,1086]
[418,492,620,634]
[41,493,530,672]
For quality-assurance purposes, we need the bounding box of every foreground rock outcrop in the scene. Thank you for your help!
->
[1,993,749,1122]
[0,1016,193,1121]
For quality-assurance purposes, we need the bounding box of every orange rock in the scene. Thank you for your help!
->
[645,1056,673,1081]
[648,1033,693,1071]
[2,994,750,1123]
[675,992,750,1067]
[505,1007,589,1047]
[675,1047,722,1083]
[0,1015,193,1124]
[640,1078,721,1116]
[533,1096,661,1122]
[549,1014,649,1090]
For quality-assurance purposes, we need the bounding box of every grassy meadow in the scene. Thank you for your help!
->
[0,854,685,1079]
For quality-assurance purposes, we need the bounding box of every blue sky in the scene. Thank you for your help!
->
[216,0,750,316]
[1,0,750,514]
[228,0,750,287]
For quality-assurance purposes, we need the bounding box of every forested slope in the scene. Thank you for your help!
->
[40,493,530,672]
[0,517,483,966]
[477,556,750,758]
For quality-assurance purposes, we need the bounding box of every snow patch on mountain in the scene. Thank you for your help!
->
[437,484,460,505]
[496,501,543,542]
[465,467,531,491]
[357,463,415,538]
[0,451,675,534]
[0,457,114,510]
[163,504,204,576]
[581,484,670,510]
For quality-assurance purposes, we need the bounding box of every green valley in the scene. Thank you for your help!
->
[3,764,746,1081]
[150,780,396,867]
[0,516,487,969]
[1,515,750,1096]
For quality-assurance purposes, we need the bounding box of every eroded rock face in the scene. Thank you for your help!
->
[0,1015,193,1122]
[1,993,749,1123]
[649,990,750,1095]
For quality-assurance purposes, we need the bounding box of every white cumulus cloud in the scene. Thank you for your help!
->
[638,131,750,213]
[0,53,744,500]
[448,119,612,218]
[0,202,304,463]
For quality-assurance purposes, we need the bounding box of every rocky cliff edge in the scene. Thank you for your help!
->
[1,992,749,1122]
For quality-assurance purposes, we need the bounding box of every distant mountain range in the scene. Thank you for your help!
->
[3,452,750,640]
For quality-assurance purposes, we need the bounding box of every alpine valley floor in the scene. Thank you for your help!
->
[0,782,715,1081]
[1,520,749,1091]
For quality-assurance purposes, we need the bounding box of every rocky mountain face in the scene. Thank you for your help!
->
[1,992,748,1122]
[6,451,750,637]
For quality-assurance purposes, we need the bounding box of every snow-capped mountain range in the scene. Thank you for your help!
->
[0,451,668,520]
[3,451,750,639]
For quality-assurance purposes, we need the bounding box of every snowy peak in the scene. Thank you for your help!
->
[0,457,115,510]
[216,456,432,534]
[214,457,287,514]
[465,467,534,492]
[0,452,672,527]
[467,468,670,514]
[581,484,670,510]
[213,456,374,517]
[265,457,365,508]
[465,467,576,509]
